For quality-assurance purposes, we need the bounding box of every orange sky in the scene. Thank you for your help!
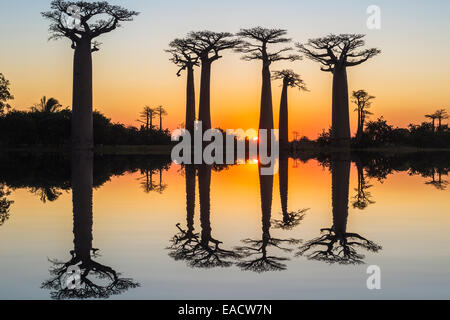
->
[1,0,450,139]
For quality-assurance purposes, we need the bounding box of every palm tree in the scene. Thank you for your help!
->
[425,113,438,132]
[31,96,63,113]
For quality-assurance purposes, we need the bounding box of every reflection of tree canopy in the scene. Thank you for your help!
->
[352,161,375,210]
[30,186,63,203]
[236,171,300,273]
[42,249,139,300]
[423,168,448,190]
[297,228,381,265]
[168,165,239,269]
[0,183,14,226]
[271,209,308,230]
[298,155,382,265]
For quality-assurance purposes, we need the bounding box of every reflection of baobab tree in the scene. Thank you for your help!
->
[272,157,307,230]
[169,165,238,268]
[298,155,381,265]
[139,162,170,194]
[352,160,375,210]
[236,165,300,272]
[425,168,449,190]
[0,183,14,226]
[168,165,199,261]
[42,152,139,299]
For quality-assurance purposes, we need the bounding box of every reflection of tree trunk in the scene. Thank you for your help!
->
[279,156,288,223]
[72,39,93,150]
[260,60,274,131]
[186,66,196,135]
[279,82,289,148]
[199,60,212,132]
[331,66,350,148]
[199,165,212,243]
[259,165,274,249]
[331,154,350,239]
[356,106,362,140]
[71,151,94,262]
[186,165,196,233]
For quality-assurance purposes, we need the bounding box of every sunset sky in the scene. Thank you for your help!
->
[1,0,449,138]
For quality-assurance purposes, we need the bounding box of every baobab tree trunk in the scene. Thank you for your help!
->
[279,81,289,148]
[185,165,196,232]
[71,150,94,262]
[185,66,196,135]
[356,107,362,140]
[279,156,288,222]
[199,60,212,132]
[259,164,273,242]
[72,39,94,150]
[199,165,212,243]
[260,61,274,131]
[331,66,351,148]
[331,153,350,238]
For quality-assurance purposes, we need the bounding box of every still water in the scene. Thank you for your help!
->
[0,152,449,299]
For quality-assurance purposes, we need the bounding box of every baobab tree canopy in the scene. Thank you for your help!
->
[297,34,380,72]
[186,31,241,62]
[166,38,200,76]
[236,27,300,65]
[272,70,308,91]
[42,0,139,44]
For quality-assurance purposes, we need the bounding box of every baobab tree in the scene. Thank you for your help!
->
[42,151,139,299]
[237,27,300,131]
[297,154,382,264]
[186,31,240,131]
[272,70,307,148]
[352,90,375,140]
[297,34,380,148]
[0,73,14,115]
[166,38,199,134]
[235,166,300,272]
[42,1,138,150]
[156,105,168,131]
[138,106,156,131]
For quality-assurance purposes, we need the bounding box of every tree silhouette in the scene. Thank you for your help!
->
[156,105,168,131]
[42,151,139,299]
[185,31,240,131]
[31,96,63,113]
[272,70,307,148]
[297,34,380,148]
[0,184,14,227]
[425,113,438,132]
[166,38,199,135]
[352,159,375,210]
[237,27,300,131]
[425,168,448,190]
[169,165,239,268]
[434,109,448,131]
[298,155,381,264]
[0,73,14,116]
[42,0,138,150]
[138,106,156,131]
[168,165,199,261]
[236,165,300,272]
[352,90,375,140]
